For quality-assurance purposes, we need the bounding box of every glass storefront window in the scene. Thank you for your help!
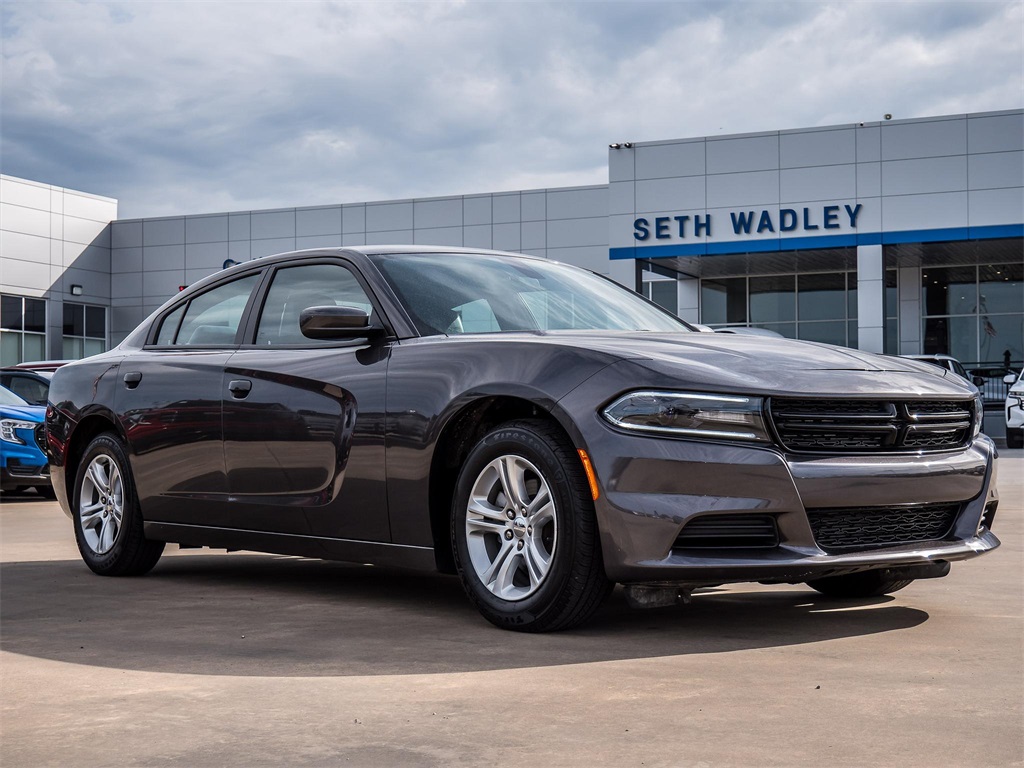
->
[749,275,795,323]
[922,266,977,316]
[646,280,678,316]
[798,320,848,346]
[978,263,1023,315]
[979,314,1023,367]
[0,295,47,366]
[924,316,977,361]
[701,278,746,325]
[62,303,107,360]
[799,273,847,321]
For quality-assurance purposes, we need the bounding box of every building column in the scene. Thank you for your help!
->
[898,265,922,355]
[856,244,884,353]
[677,277,699,324]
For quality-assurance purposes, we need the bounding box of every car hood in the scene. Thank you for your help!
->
[529,331,975,397]
[0,404,46,423]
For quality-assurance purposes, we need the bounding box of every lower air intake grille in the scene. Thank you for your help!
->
[807,503,960,553]
[674,514,779,549]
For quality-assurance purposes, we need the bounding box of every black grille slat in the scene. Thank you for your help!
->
[674,514,779,549]
[769,398,973,453]
[807,504,959,553]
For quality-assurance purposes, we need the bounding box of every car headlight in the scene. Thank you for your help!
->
[971,394,984,439]
[0,419,36,445]
[602,391,771,442]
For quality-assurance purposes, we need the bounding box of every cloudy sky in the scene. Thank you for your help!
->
[2,0,1022,218]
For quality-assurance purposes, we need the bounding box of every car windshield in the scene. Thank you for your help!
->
[0,386,30,406]
[370,253,691,336]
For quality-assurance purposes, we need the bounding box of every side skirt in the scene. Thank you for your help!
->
[143,521,438,571]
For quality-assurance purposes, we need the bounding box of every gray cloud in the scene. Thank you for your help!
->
[1,0,1021,218]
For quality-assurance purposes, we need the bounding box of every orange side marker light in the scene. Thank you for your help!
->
[578,449,600,501]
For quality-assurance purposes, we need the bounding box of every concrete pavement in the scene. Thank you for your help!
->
[2,451,1022,767]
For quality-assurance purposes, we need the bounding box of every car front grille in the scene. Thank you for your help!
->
[807,503,960,553]
[673,514,779,549]
[768,398,974,453]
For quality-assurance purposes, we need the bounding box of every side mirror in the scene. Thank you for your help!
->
[300,306,379,340]
[973,375,986,388]
[1005,373,1019,385]
[691,323,716,333]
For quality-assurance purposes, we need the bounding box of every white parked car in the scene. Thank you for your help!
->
[1004,370,1023,448]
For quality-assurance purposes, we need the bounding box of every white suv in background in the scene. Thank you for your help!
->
[1005,370,1024,448]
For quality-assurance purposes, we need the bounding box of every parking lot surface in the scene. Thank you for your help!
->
[2,450,1022,767]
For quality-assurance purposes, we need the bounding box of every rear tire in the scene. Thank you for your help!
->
[451,419,612,632]
[73,433,164,576]
[806,571,913,598]
[1006,427,1023,449]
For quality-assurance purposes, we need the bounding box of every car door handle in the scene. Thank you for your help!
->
[123,372,142,389]
[228,379,252,399]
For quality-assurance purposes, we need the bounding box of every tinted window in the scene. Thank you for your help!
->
[256,264,374,346]
[372,253,688,336]
[5,375,48,404]
[173,274,260,346]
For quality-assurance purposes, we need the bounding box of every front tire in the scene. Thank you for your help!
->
[806,571,913,598]
[451,420,612,632]
[73,433,164,576]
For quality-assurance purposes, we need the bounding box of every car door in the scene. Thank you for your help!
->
[221,259,392,541]
[115,271,263,526]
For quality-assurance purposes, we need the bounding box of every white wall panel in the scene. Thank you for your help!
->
[143,244,185,272]
[295,234,343,250]
[342,205,366,233]
[111,248,142,274]
[364,230,413,245]
[546,217,606,248]
[609,182,634,215]
[881,118,966,160]
[780,164,856,203]
[112,272,142,299]
[856,125,881,163]
[857,162,882,198]
[635,141,704,180]
[968,113,1024,153]
[228,240,250,261]
[143,270,185,302]
[0,177,50,210]
[521,192,546,221]
[0,257,50,291]
[62,267,110,299]
[111,221,142,249]
[250,238,295,258]
[186,215,229,243]
[882,156,967,196]
[608,148,634,183]
[546,245,609,270]
[780,128,855,168]
[414,198,462,229]
[296,207,341,237]
[366,203,412,232]
[185,241,229,270]
[706,135,778,174]
[63,192,116,222]
[635,176,706,213]
[65,243,111,273]
[463,196,491,226]
[1,230,49,264]
[251,210,296,240]
[464,225,492,249]
[492,223,521,251]
[63,216,110,247]
[882,192,968,231]
[493,194,521,223]
[968,188,1024,227]
[968,152,1024,190]
[521,221,546,249]
[228,213,250,241]
[143,218,185,246]
[0,203,49,238]
[546,187,607,220]
[413,227,463,246]
[706,170,779,207]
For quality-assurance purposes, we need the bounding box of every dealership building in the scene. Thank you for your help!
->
[2,109,1021,378]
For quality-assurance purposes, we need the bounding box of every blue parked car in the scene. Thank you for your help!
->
[0,385,52,497]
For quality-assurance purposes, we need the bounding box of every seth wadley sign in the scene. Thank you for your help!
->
[633,203,864,241]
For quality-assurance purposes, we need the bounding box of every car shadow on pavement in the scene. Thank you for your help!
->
[0,553,928,677]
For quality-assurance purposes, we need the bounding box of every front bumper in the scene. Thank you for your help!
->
[1,461,51,489]
[582,417,999,584]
